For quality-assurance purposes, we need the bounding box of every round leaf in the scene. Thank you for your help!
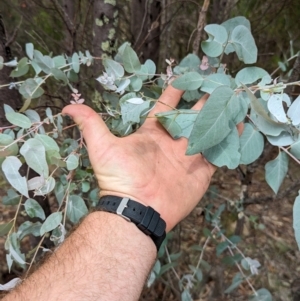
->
[239,123,264,164]
[24,198,46,220]
[5,112,32,129]
[172,72,203,91]
[40,212,62,236]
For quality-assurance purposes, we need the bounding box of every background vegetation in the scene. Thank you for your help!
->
[0,0,300,300]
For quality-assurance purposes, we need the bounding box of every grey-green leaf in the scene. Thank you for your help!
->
[187,86,238,154]
[35,134,59,152]
[290,139,300,159]
[123,44,141,73]
[2,189,20,205]
[103,58,124,78]
[2,156,29,197]
[0,221,13,236]
[287,95,300,125]
[249,288,272,301]
[144,59,156,79]
[0,133,19,158]
[172,72,203,91]
[120,100,151,124]
[72,53,80,73]
[201,24,228,57]
[265,151,288,194]
[24,198,46,220]
[17,221,42,240]
[230,25,257,64]
[25,43,34,60]
[293,191,300,250]
[20,138,49,177]
[66,154,79,171]
[156,110,198,139]
[239,123,264,164]
[66,195,88,224]
[201,73,231,94]
[40,212,62,236]
[235,67,269,86]
[203,126,241,169]
[5,112,32,129]
[10,58,29,78]
[267,94,288,123]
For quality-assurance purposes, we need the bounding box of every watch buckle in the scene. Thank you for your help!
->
[116,197,131,222]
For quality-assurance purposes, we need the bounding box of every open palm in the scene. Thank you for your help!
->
[63,86,216,231]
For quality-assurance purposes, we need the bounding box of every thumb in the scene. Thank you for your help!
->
[62,104,115,151]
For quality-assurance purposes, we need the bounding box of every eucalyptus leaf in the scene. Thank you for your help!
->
[187,86,239,154]
[224,273,243,294]
[5,112,31,129]
[103,58,124,78]
[24,198,45,220]
[0,133,19,158]
[235,67,269,86]
[120,100,151,124]
[222,16,251,54]
[266,131,295,146]
[172,72,203,91]
[293,191,300,250]
[201,73,231,94]
[53,55,66,68]
[66,195,88,224]
[287,95,300,125]
[249,288,272,301]
[201,24,228,57]
[122,44,141,73]
[156,110,198,139]
[66,154,79,171]
[34,176,55,196]
[17,221,42,240]
[10,58,29,78]
[2,189,20,205]
[40,212,62,236]
[72,53,80,73]
[35,134,59,151]
[230,25,257,64]
[50,68,68,84]
[239,123,264,164]
[128,76,143,91]
[203,126,241,169]
[2,156,29,197]
[267,94,288,123]
[290,139,300,159]
[20,138,49,177]
[144,59,156,79]
[26,43,34,60]
[265,151,288,194]
[19,78,44,99]
[0,221,13,236]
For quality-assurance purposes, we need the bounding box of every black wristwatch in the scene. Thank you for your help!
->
[96,195,166,251]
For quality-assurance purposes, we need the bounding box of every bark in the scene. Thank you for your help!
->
[192,0,210,55]
[62,0,76,55]
[93,0,118,76]
[285,52,300,97]
[131,0,161,65]
[0,14,22,126]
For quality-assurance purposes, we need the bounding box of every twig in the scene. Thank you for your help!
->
[192,0,210,55]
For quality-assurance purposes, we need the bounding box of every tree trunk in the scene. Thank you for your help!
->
[131,0,161,65]
[92,0,118,76]
[211,0,238,24]
[0,14,22,126]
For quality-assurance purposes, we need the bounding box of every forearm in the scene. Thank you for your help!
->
[3,212,157,301]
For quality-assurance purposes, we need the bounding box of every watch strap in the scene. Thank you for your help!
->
[96,195,166,250]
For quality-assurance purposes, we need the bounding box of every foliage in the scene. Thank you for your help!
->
[0,15,300,299]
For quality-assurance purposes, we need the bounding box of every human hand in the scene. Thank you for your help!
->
[62,86,242,232]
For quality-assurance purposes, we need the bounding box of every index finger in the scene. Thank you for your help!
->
[148,85,184,117]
